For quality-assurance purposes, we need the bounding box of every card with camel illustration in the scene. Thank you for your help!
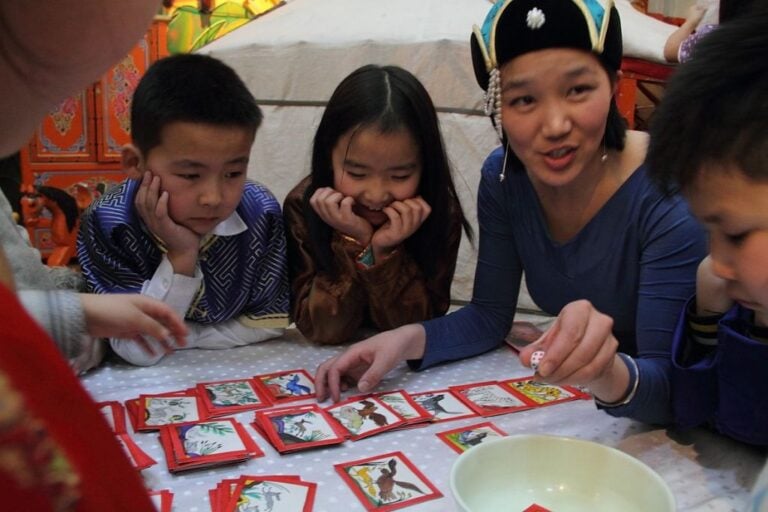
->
[450,380,534,417]
[500,377,591,407]
[196,377,273,417]
[253,369,316,403]
[335,451,442,511]
[325,395,407,440]
[408,389,477,423]
[252,404,347,453]
[435,421,508,454]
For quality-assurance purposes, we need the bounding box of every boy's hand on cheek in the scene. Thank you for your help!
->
[371,197,431,259]
[695,256,733,316]
[310,187,373,245]
[135,172,200,275]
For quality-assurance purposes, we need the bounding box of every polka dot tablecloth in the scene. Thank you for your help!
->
[82,328,766,512]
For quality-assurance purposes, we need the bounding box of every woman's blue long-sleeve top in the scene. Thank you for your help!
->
[417,147,707,424]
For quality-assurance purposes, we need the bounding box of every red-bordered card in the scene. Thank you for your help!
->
[375,390,432,427]
[335,451,443,511]
[131,390,207,431]
[159,418,263,472]
[450,381,533,416]
[224,475,317,512]
[196,378,273,417]
[253,369,316,403]
[409,389,477,423]
[97,401,127,434]
[325,395,407,440]
[253,404,347,453]
[501,377,591,407]
[148,490,173,512]
[435,421,508,454]
[116,433,156,470]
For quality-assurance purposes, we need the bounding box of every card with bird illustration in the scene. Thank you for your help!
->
[159,417,263,473]
[450,381,534,417]
[223,475,317,512]
[335,451,442,511]
[408,389,477,423]
[131,390,208,431]
[500,377,591,407]
[253,369,316,403]
[435,421,508,454]
[252,404,347,453]
[325,395,407,440]
[196,377,273,417]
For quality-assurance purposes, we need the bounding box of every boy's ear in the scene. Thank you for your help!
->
[121,144,144,179]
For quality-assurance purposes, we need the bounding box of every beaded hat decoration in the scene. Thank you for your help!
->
[470,0,623,140]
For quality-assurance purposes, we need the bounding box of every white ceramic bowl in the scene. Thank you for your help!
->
[450,434,675,512]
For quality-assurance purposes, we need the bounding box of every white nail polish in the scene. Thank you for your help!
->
[530,350,545,372]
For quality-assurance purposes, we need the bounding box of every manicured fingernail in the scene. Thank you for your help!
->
[530,350,545,372]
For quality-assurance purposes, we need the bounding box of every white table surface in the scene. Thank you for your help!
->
[82,327,767,512]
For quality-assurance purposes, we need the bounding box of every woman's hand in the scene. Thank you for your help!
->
[315,324,426,402]
[80,293,188,356]
[518,300,628,403]
[309,187,373,245]
[370,197,431,260]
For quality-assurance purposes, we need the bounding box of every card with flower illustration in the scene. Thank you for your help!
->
[197,378,272,417]
[501,377,591,407]
[325,395,407,440]
[132,390,207,431]
[375,390,432,427]
[335,451,442,511]
[253,404,347,453]
[450,381,533,417]
[224,475,317,512]
[159,418,263,472]
[409,389,477,423]
[435,421,508,454]
[253,369,316,403]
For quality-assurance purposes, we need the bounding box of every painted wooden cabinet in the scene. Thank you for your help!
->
[20,18,168,265]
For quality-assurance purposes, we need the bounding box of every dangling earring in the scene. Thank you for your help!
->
[499,142,510,182]
[600,138,608,163]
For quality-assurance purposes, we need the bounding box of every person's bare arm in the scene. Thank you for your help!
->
[663,5,706,63]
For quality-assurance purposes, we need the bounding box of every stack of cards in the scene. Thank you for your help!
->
[252,404,347,453]
[253,369,316,404]
[125,390,208,432]
[148,490,173,512]
[197,378,273,417]
[435,421,508,453]
[325,395,408,440]
[97,401,156,470]
[209,475,317,512]
[158,418,263,472]
[335,451,443,511]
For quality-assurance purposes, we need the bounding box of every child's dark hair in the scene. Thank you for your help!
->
[130,53,262,156]
[647,7,768,194]
[304,64,472,277]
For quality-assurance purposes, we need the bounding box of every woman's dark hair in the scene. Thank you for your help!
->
[303,64,472,277]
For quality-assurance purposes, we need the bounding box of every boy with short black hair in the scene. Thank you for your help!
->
[647,7,768,445]
[77,53,289,366]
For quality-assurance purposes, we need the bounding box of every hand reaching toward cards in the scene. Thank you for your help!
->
[518,300,629,404]
[695,255,733,316]
[80,293,188,355]
[310,187,374,246]
[135,171,200,276]
[315,324,427,402]
[370,197,431,261]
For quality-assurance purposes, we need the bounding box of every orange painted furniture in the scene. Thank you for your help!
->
[19,18,168,265]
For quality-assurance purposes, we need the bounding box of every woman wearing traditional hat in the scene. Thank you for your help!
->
[315,0,706,425]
